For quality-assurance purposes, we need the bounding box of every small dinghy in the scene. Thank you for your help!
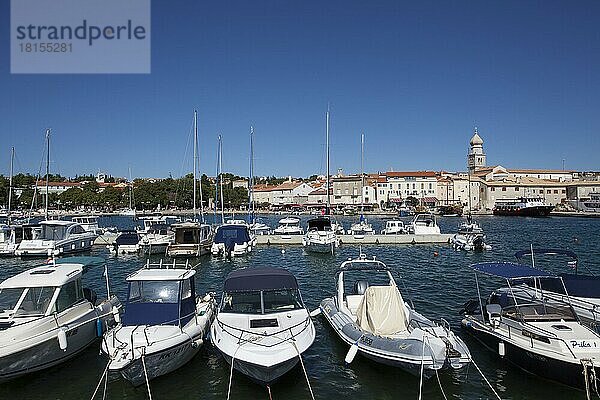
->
[211,267,316,385]
[320,254,471,378]
[451,216,491,251]
[101,260,216,386]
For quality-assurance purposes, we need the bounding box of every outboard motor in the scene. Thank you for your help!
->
[472,235,484,251]
[225,238,235,258]
[459,299,480,315]
[354,280,370,295]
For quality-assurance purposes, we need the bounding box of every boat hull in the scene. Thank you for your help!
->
[167,243,211,258]
[461,318,598,390]
[222,354,299,386]
[303,241,335,254]
[493,205,554,217]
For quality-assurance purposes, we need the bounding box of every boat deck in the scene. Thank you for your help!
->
[256,233,452,245]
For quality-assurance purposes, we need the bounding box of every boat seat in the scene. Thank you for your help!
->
[354,280,370,295]
[345,295,364,315]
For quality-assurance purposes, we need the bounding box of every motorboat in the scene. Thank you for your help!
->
[0,224,24,256]
[167,222,213,258]
[101,260,216,386]
[381,220,407,235]
[109,231,141,254]
[71,216,103,235]
[460,262,600,391]
[249,220,272,236]
[15,220,97,257]
[139,223,175,255]
[137,215,179,236]
[493,197,554,217]
[320,254,470,377]
[514,248,600,332]
[211,267,315,385]
[349,216,375,237]
[273,217,304,236]
[408,213,441,235]
[302,216,339,254]
[397,206,413,217]
[211,223,255,257]
[0,257,120,380]
[451,216,490,251]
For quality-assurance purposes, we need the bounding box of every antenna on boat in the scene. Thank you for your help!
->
[7,147,14,226]
[326,105,331,215]
[360,132,364,219]
[45,128,50,221]
[248,126,255,225]
[218,135,225,224]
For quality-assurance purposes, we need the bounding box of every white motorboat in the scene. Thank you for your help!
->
[0,257,120,380]
[381,220,407,235]
[139,224,175,255]
[249,220,272,236]
[0,224,23,256]
[166,222,213,258]
[408,213,441,235]
[211,223,255,257]
[108,231,141,254]
[302,216,339,254]
[349,218,375,236]
[320,254,470,377]
[461,262,600,391]
[72,216,103,235]
[15,220,97,257]
[211,267,315,385]
[273,217,304,236]
[137,215,179,236]
[451,216,490,251]
[102,261,216,386]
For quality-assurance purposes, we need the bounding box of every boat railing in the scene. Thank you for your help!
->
[217,314,312,348]
[143,259,198,270]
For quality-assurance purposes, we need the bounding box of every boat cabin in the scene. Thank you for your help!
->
[306,217,332,232]
[214,224,251,246]
[172,222,211,244]
[38,221,86,240]
[0,263,89,319]
[220,268,303,316]
[122,268,197,326]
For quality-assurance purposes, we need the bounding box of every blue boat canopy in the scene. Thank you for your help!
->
[514,248,577,260]
[470,262,552,279]
[214,225,250,245]
[224,267,298,292]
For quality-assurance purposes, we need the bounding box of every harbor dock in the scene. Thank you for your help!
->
[256,233,452,246]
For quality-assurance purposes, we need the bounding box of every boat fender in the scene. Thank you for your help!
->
[375,239,379,244]
[345,341,360,364]
[112,306,121,324]
[192,338,203,348]
[57,328,68,351]
[411,239,416,245]
[339,238,343,245]
[96,319,103,337]
[267,239,271,245]
[498,342,505,357]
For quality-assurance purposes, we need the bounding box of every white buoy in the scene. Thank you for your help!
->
[345,343,359,364]
[57,328,68,351]
[309,308,321,317]
[281,249,286,254]
[112,306,121,324]
[498,342,505,357]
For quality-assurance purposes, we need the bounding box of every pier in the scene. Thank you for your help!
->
[256,233,452,246]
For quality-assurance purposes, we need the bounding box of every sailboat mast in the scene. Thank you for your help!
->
[7,147,14,225]
[218,135,225,224]
[128,166,133,210]
[248,126,254,223]
[45,129,50,220]
[326,108,330,212]
[193,110,198,219]
[360,132,364,213]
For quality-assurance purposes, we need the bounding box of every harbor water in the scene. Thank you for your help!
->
[1,215,598,399]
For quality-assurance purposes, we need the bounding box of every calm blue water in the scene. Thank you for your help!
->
[1,215,598,400]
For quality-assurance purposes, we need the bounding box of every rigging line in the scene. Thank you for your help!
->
[469,356,502,400]
[418,335,426,400]
[141,352,153,400]
[291,340,316,400]
[174,115,195,207]
[434,366,449,400]
[227,343,243,400]
[89,361,110,400]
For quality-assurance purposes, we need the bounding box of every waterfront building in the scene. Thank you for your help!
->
[377,171,437,209]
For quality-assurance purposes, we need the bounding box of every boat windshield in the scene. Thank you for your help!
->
[128,281,179,304]
[221,289,303,314]
[12,286,56,316]
[0,288,23,312]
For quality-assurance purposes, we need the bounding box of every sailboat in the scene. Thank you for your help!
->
[118,167,137,217]
[0,147,25,256]
[211,134,255,257]
[247,127,271,236]
[303,107,340,254]
[167,110,213,258]
[16,130,97,257]
[349,133,374,236]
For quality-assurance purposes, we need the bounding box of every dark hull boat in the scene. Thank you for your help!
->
[493,205,554,217]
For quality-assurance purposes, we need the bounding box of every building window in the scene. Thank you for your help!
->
[502,187,507,192]
[554,190,558,194]
[491,187,495,192]
[539,190,543,194]
[562,190,566,194]
[547,189,551,194]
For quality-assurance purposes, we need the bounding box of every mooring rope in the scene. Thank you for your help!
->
[418,336,426,400]
[291,340,316,400]
[469,356,502,400]
[227,344,243,400]
[141,353,153,400]
[267,385,273,400]
[89,362,110,400]
[582,359,594,400]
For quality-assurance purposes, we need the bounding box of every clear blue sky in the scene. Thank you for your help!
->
[1,0,599,179]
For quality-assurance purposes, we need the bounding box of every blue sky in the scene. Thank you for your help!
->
[1,0,599,179]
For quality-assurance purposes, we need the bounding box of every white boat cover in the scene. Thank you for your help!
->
[356,285,408,336]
